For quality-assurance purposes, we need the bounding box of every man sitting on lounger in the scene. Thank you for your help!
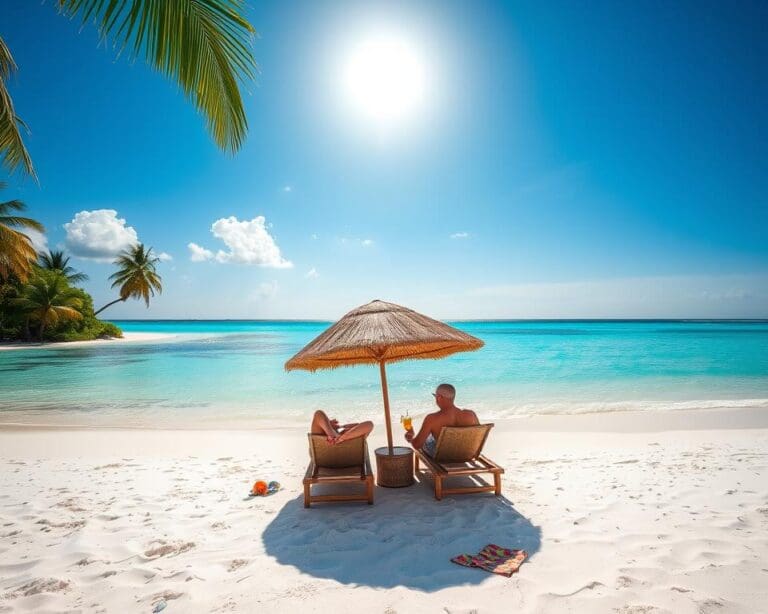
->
[404,383,479,456]
[311,410,373,445]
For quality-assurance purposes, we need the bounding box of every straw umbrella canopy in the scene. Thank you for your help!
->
[285,299,484,452]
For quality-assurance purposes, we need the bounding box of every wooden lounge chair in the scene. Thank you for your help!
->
[414,424,503,500]
[303,434,374,508]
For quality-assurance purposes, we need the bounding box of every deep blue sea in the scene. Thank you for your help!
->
[1,320,767,427]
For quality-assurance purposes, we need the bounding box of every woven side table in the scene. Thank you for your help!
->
[375,446,414,488]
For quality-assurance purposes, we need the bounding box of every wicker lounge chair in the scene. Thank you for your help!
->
[414,424,503,500]
[303,434,374,508]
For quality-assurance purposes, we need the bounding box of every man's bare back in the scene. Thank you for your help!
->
[405,384,479,452]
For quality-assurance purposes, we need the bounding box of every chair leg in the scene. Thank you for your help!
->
[435,476,443,500]
[494,472,502,496]
[366,476,374,505]
[303,482,311,508]
[414,455,420,472]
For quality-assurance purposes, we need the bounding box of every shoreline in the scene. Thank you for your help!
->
[1,405,767,433]
[0,331,176,351]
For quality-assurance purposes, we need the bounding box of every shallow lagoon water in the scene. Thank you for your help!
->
[1,320,767,426]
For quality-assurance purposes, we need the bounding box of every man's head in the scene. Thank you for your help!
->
[432,383,456,409]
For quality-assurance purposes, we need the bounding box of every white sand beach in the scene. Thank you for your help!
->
[0,332,175,352]
[1,409,767,613]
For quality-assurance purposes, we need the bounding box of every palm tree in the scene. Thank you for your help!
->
[1,1,257,179]
[95,244,162,316]
[12,271,83,341]
[0,183,44,282]
[39,250,89,284]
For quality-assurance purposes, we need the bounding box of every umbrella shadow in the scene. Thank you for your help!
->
[262,478,541,591]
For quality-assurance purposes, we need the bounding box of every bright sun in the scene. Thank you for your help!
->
[341,33,427,126]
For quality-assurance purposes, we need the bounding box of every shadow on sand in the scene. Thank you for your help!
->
[262,477,541,591]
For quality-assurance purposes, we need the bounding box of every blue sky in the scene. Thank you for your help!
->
[3,0,767,318]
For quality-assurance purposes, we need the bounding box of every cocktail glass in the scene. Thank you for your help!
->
[400,413,412,431]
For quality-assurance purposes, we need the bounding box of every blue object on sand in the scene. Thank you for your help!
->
[248,480,281,497]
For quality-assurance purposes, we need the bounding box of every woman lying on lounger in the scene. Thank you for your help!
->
[311,410,373,445]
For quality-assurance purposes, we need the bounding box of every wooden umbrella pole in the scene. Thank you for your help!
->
[379,360,394,453]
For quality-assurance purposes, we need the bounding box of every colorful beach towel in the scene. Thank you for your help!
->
[451,544,527,577]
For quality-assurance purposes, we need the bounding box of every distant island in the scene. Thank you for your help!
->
[1,191,163,344]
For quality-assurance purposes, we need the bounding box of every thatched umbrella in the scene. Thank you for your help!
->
[285,299,484,453]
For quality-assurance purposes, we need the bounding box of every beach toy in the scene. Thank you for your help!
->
[249,480,280,497]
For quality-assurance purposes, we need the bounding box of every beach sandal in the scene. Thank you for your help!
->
[248,480,281,497]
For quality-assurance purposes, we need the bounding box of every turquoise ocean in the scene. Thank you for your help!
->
[1,320,767,427]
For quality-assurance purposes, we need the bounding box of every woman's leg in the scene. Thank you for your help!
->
[311,410,338,438]
[335,420,374,443]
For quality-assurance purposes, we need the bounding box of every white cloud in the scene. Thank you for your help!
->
[157,252,173,262]
[450,232,469,239]
[22,229,48,254]
[188,242,214,262]
[305,267,319,279]
[190,216,292,268]
[64,209,138,261]
[361,239,374,247]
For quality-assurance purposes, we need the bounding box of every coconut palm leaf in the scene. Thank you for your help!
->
[0,184,45,281]
[57,0,257,153]
[0,37,35,178]
[39,249,89,284]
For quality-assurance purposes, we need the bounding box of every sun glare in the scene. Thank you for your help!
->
[341,33,427,127]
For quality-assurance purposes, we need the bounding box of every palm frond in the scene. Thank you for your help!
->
[2,217,45,232]
[66,271,89,284]
[39,249,88,283]
[57,0,257,153]
[0,37,36,179]
[0,197,28,213]
[0,223,37,282]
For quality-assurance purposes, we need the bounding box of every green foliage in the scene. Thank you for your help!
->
[45,285,123,341]
[0,280,22,340]
[1,1,257,179]
[39,250,89,284]
[0,268,123,343]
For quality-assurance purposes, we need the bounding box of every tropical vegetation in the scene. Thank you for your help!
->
[40,250,89,284]
[1,0,257,179]
[95,244,163,315]
[0,183,43,282]
[11,270,83,341]
[0,189,165,342]
[0,267,123,343]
